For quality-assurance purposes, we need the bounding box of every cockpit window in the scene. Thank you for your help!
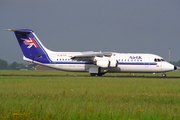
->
[154,58,165,62]
[161,59,165,61]
[154,59,157,62]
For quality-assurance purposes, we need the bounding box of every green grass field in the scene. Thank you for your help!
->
[0,70,180,119]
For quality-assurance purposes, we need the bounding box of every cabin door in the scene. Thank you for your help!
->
[144,58,150,67]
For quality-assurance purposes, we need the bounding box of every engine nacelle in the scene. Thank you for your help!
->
[109,60,118,68]
[95,60,109,68]
[94,60,118,68]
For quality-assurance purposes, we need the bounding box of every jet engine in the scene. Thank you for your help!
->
[109,60,118,67]
[94,60,118,68]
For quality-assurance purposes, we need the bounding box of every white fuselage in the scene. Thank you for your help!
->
[24,52,175,73]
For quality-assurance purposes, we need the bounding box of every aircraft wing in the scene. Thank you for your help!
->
[71,52,112,61]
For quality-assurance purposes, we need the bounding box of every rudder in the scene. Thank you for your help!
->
[7,29,52,63]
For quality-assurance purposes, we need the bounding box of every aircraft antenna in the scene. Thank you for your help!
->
[169,48,171,62]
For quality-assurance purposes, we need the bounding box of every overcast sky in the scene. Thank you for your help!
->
[1,0,180,63]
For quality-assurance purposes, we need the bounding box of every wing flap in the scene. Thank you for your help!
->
[71,52,112,61]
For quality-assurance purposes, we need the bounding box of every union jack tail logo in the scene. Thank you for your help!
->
[21,37,39,48]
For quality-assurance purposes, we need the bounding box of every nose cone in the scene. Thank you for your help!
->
[163,62,177,72]
[174,66,177,70]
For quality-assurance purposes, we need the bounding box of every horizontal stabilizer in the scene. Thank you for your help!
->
[5,29,33,33]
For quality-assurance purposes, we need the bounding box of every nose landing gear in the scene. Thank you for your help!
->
[162,73,166,77]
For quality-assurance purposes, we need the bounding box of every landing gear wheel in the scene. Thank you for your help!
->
[162,73,166,77]
[97,73,103,76]
[90,73,97,76]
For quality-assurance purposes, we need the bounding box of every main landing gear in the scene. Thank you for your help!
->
[90,73,96,76]
[162,73,166,77]
[90,73,105,76]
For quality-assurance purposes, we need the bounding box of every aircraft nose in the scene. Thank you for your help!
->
[174,66,177,70]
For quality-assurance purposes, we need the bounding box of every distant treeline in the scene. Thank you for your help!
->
[0,59,34,70]
[0,58,179,70]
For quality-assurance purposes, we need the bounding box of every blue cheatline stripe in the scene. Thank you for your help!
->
[41,61,157,65]
[118,62,157,65]
[50,61,93,64]
[150,63,157,65]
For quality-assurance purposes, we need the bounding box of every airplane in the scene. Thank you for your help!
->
[6,29,177,77]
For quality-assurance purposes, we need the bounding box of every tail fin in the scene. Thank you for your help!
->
[6,29,52,63]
